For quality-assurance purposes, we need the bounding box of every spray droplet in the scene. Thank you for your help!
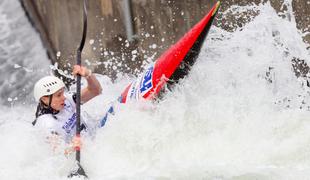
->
[150,44,157,49]
[56,51,61,57]
[14,64,21,68]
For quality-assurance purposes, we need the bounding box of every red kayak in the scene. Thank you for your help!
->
[120,1,221,103]
[100,1,221,127]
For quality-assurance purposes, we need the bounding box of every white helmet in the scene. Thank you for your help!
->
[33,76,65,102]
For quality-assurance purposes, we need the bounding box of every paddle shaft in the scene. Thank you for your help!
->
[75,0,87,167]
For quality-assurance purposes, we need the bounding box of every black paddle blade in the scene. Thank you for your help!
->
[68,161,88,179]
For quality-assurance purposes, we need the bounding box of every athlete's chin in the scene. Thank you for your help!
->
[54,104,64,111]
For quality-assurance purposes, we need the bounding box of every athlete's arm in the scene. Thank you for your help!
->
[72,65,102,103]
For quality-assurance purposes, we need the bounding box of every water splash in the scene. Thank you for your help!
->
[0,0,50,106]
[1,1,310,180]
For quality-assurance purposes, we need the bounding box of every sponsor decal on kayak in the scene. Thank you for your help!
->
[125,65,154,101]
[140,65,154,96]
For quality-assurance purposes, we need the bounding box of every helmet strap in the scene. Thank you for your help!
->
[48,95,53,108]
[33,95,59,125]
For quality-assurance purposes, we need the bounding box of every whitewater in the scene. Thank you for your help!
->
[1,0,310,179]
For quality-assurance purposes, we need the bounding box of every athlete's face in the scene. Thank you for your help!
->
[41,88,66,111]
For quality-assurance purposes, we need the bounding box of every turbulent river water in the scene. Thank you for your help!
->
[1,0,310,179]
